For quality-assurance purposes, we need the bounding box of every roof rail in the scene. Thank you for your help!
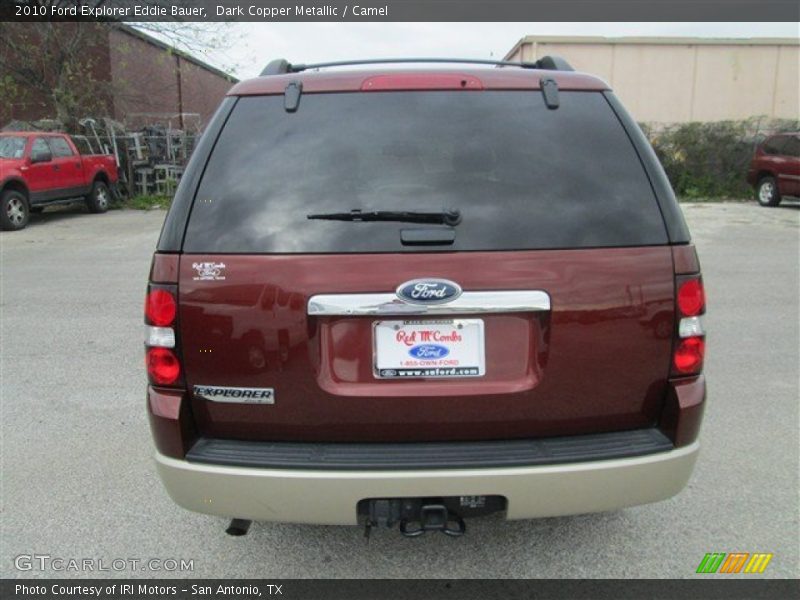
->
[260,59,292,76]
[258,56,574,76]
[533,55,574,72]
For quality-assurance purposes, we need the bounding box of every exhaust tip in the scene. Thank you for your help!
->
[225,518,252,536]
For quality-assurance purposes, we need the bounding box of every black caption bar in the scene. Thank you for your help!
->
[3,579,800,600]
[1,0,798,22]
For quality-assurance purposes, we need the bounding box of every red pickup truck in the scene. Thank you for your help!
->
[0,132,118,231]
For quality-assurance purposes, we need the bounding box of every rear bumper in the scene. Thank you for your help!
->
[155,441,699,525]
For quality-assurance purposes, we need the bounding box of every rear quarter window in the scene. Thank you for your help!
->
[184,90,667,253]
[71,136,93,155]
[48,137,74,158]
[781,136,800,158]
[762,136,789,156]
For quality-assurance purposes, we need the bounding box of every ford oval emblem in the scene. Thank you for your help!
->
[396,278,462,305]
[409,344,450,359]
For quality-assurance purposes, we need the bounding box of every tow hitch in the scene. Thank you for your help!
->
[359,496,506,538]
[399,504,466,537]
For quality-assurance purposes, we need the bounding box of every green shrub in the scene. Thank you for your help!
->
[639,118,799,199]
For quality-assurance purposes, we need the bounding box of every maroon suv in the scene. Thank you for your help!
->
[747,132,800,206]
[145,58,706,536]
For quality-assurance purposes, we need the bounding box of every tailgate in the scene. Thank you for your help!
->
[178,247,674,442]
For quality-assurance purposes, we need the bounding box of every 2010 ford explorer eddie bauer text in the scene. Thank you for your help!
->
[145,58,706,537]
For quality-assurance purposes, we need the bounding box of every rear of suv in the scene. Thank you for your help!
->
[145,57,706,535]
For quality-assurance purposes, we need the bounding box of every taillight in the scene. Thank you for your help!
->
[673,337,705,374]
[145,285,182,386]
[677,279,705,317]
[145,289,177,326]
[147,347,181,385]
[672,275,706,376]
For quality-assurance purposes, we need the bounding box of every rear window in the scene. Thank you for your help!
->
[184,91,667,253]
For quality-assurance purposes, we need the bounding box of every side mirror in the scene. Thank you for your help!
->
[30,149,52,164]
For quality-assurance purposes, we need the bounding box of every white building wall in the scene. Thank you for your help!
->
[505,37,800,123]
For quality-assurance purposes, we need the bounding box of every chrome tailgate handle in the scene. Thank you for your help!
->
[307,290,551,316]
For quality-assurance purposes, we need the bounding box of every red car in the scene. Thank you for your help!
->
[747,132,800,206]
[0,132,118,231]
[145,57,706,536]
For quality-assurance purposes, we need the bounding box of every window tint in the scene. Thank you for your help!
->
[49,136,74,157]
[185,91,667,253]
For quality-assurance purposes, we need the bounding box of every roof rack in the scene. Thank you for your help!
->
[259,56,574,77]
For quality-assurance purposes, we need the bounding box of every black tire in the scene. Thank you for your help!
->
[756,176,781,207]
[1,190,30,231]
[86,180,111,214]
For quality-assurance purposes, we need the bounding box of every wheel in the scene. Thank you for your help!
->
[756,176,781,207]
[1,190,30,231]
[86,180,111,213]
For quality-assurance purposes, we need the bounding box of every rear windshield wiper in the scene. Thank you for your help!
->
[307,208,462,226]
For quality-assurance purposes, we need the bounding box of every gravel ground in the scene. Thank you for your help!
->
[1,201,798,579]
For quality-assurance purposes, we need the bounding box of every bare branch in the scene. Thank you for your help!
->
[0,20,234,129]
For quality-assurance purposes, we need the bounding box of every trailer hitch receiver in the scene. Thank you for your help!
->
[399,504,466,537]
[359,496,506,538]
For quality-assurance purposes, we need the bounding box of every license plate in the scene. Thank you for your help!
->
[373,319,485,379]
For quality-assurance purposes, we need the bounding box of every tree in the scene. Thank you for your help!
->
[1,22,107,128]
[0,2,236,129]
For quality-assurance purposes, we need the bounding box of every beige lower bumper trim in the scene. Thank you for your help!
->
[155,442,699,525]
